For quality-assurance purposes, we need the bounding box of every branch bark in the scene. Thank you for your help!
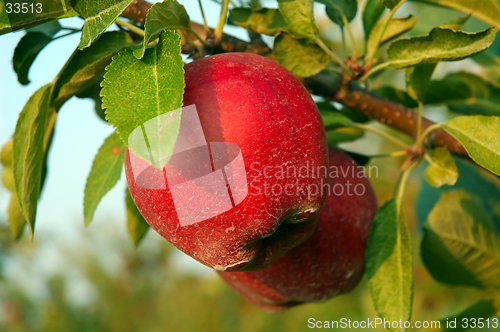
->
[121,0,467,156]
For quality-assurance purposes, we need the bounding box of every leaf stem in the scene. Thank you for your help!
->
[314,36,352,74]
[394,161,417,211]
[342,16,357,60]
[115,18,145,37]
[214,0,230,46]
[197,0,210,35]
[354,123,410,150]
[419,123,442,147]
[369,150,409,159]
[359,61,391,82]
[187,28,207,47]
[416,101,423,146]
[364,0,407,71]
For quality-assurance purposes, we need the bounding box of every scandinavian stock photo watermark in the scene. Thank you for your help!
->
[248,161,378,199]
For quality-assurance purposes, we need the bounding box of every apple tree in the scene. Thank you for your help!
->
[1,0,500,330]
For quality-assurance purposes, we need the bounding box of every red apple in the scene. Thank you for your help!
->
[217,147,378,310]
[125,53,328,271]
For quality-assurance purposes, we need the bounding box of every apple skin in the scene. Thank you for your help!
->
[125,53,328,271]
[217,147,378,311]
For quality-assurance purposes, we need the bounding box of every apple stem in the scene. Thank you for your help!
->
[214,0,230,47]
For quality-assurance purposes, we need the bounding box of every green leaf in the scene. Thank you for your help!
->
[316,101,370,123]
[387,27,497,69]
[414,0,500,27]
[374,86,418,108]
[12,84,56,237]
[424,148,459,188]
[132,0,190,60]
[13,33,54,85]
[0,0,77,35]
[416,156,500,232]
[383,0,402,9]
[1,139,26,240]
[442,115,500,176]
[125,188,150,245]
[277,0,317,39]
[366,199,413,331]
[71,0,134,50]
[84,132,125,226]
[53,31,131,109]
[405,63,436,102]
[426,73,500,116]
[326,127,364,145]
[363,0,386,39]
[441,300,500,332]
[421,190,500,289]
[320,110,355,130]
[273,33,329,77]
[102,30,185,157]
[366,15,417,61]
[315,0,357,27]
[228,7,287,36]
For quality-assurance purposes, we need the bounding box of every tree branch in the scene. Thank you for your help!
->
[121,0,467,157]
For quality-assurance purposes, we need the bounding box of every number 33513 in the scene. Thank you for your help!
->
[6,3,43,14]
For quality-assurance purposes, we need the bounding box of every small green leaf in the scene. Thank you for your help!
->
[53,31,131,109]
[374,86,418,108]
[277,0,317,39]
[228,7,288,36]
[416,156,500,232]
[7,196,26,240]
[366,15,417,61]
[316,101,370,123]
[366,199,413,331]
[13,32,53,85]
[273,33,329,77]
[132,0,190,59]
[415,0,500,27]
[326,127,364,145]
[71,0,134,49]
[440,300,500,332]
[426,73,500,116]
[387,27,497,69]
[315,0,357,27]
[84,132,125,226]
[126,188,150,245]
[421,190,500,289]
[383,0,402,9]
[102,30,185,154]
[424,148,459,188]
[1,139,26,240]
[12,84,55,237]
[405,63,436,102]
[0,0,76,35]
[442,115,500,176]
[363,0,386,39]
[320,110,355,129]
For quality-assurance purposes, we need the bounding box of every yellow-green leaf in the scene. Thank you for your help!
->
[72,0,134,49]
[421,190,500,289]
[126,188,150,245]
[415,0,500,27]
[273,33,329,77]
[424,147,459,188]
[277,0,317,39]
[84,132,125,226]
[387,27,497,69]
[442,115,500,176]
[366,199,413,331]
[228,7,288,36]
